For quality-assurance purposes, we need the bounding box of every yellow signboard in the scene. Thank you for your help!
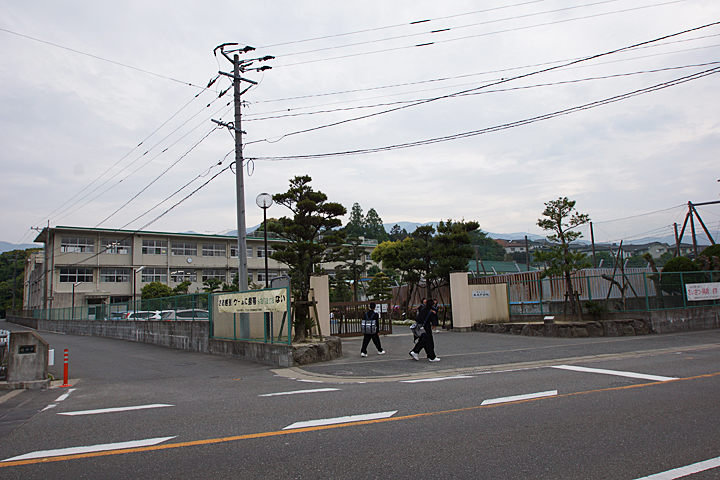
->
[217,288,288,313]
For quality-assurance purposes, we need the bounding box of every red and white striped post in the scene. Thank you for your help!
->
[61,348,71,387]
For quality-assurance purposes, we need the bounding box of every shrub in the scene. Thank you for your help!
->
[660,257,702,294]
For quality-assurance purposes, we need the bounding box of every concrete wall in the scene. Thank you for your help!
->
[309,274,330,337]
[450,272,510,330]
[7,314,341,367]
[7,331,48,383]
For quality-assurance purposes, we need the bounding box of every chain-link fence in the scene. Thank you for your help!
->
[30,293,211,322]
[503,270,720,315]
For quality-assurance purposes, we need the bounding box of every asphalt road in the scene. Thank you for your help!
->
[1,320,719,479]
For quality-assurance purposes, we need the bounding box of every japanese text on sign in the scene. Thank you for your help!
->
[472,290,491,298]
[217,288,288,313]
[685,283,720,301]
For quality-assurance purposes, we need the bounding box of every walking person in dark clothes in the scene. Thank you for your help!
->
[361,303,385,357]
[410,298,440,362]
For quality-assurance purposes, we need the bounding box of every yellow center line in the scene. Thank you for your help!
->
[3,370,719,468]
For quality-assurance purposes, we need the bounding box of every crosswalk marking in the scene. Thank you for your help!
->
[259,388,340,397]
[2,437,177,462]
[481,390,558,406]
[634,455,720,479]
[58,404,174,416]
[551,365,676,382]
[283,411,397,430]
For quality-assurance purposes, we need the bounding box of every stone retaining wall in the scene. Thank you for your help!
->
[475,319,652,337]
[506,306,720,334]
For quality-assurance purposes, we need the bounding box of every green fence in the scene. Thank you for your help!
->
[507,271,720,315]
[32,293,211,322]
[210,287,291,345]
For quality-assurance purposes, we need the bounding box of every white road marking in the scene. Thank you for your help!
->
[401,375,474,383]
[551,365,676,382]
[259,388,340,397]
[283,410,397,430]
[41,404,57,412]
[58,404,174,416]
[481,390,558,406]
[634,456,720,479]
[54,388,76,402]
[2,436,177,462]
[297,379,324,383]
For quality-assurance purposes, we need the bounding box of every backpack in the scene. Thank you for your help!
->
[410,308,431,341]
[361,310,378,335]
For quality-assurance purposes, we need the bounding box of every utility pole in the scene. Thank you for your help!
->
[214,44,273,291]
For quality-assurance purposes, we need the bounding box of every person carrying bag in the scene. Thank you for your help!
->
[360,302,385,357]
[409,298,440,362]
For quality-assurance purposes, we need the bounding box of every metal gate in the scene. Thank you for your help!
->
[329,300,393,337]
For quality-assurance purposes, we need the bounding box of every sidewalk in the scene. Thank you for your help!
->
[273,328,720,382]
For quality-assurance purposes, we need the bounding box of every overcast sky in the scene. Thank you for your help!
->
[2,0,719,247]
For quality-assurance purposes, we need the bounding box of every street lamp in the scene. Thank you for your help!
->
[133,266,145,309]
[71,281,81,320]
[256,193,273,288]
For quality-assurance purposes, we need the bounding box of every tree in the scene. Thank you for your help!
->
[221,273,239,292]
[269,175,346,342]
[334,237,371,302]
[469,231,505,262]
[366,272,393,302]
[364,208,389,241]
[329,270,353,302]
[0,248,41,315]
[626,255,650,268]
[345,203,365,237]
[372,220,479,323]
[202,278,223,293]
[389,224,408,241]
[141,281,173,300]
[173,281,192,295]
[660,256,702,294]
[533,197,591,317]
[594,251,614,267]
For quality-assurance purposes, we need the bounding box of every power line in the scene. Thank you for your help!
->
[274,0,689,68]
[249,32,720,111]
[95,126,224,227]
[251,65,720,161]
[245,62,720,122]
[48,103,233,226]
[246,22,720,146]
[0,27,206,89]
[259,0,549,48]
[272,0,625,59]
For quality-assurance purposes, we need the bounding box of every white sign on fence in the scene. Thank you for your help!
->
[685,283,720,301]
[472,290,491,298]
[217,288,288,313]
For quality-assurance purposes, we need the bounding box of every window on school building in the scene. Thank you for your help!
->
[60,268,94,283]
[100,268,130,283]
[171,242,197,256]
[60,237,95,253]
[230,245,253,258]
[202,269,226,281]
[257,246,274,258]
[142,239,167,255]
[171,269,196,283]
[141,268,167,283]
[202,244,226,257]
[101,238,131,255]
